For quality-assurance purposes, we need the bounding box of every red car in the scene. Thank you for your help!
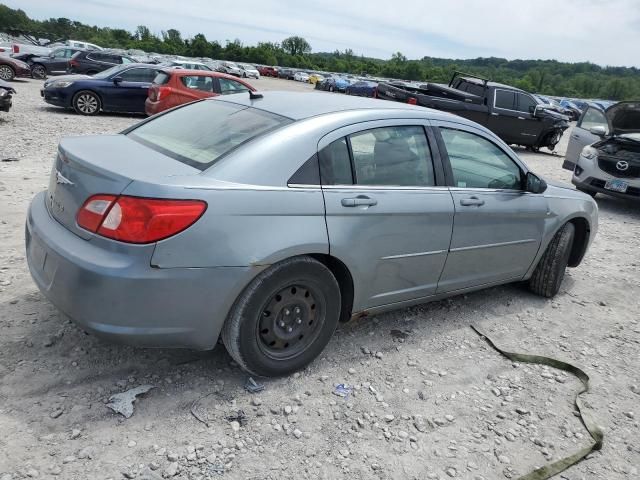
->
[258,66,278,77]
[0,56,32,81]
[145,69,256,116]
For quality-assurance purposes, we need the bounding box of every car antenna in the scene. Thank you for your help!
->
[249,91,263,100]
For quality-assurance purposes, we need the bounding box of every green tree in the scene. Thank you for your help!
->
[281,36,311,56]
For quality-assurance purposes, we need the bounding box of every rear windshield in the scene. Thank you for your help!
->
[127,100,291,170]
[153,71,170,84]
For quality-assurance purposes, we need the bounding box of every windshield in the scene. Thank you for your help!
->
[127,100,291,170]
[93,65,122,79]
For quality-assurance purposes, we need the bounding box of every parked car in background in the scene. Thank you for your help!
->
[346,80,378,97]
[64,40,102,51]
[145,68,255,115]
[258,65,278,77]
[320,76,351,92]
[534,94,573,118]
[26,91,597,377]
[68,50,136,75]
[0,56,32,80]
[377,72,570,151]
[565,101,640,201]
[238,63,260,79]
[160,59,212,71]
[220,62,242,77]
[308,73,325,85]
[27,47,84,79]
[558,99,582,120]
[42,63,158,115]
[0,78,16,112]
[294,71,310,82]
[4,42,50,57]
[278,68,293,79]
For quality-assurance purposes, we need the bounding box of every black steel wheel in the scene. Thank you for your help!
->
[222,256,341,377]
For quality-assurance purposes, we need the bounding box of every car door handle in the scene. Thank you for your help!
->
[517,116,525,120]
[491,112,499,116]
[571,134,580,139]
[341,196,377,207]
[460,196,485,206]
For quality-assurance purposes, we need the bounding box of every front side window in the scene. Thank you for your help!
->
[180,75,214,92]
[128,101,290,170]
[218,78,250,95]
[495,90,516,110]
[517,93,538,114]
[580,107,608,133]
[440,128,522,190]
[119,68,156,82]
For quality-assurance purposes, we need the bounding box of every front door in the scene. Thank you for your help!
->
[106,67,156,112]
[563,107,608,170]
[320,121,455,310]
[434,122,548,292]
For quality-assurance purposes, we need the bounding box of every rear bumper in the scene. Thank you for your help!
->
[26,191,259,350]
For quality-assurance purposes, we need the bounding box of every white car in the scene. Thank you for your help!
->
[221,62,242,77]
[164,60,212,71]
[238,63,260,79]
[294,71,310,82]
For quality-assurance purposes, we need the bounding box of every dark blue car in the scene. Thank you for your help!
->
[346,80,378,97]
[41,63,158,115]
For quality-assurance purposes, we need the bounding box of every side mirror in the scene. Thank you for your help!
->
[526,172,547,194]
[113,76,123,84]
[589,125,607,137]
[533,105,546,118]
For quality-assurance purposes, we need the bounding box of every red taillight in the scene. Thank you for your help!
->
[407,97,417,105]
[77,195,207,244]
[69,59,79,68]
[151,86,171,101]
[12,44,19,53]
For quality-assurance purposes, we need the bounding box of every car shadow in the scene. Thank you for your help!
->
[594,194,640,220]
[39,105,146,119]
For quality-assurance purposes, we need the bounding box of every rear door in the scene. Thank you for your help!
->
[433,122,548,292]
[563,107,607,170]
[320,120,455,310]
[178,74,216,103]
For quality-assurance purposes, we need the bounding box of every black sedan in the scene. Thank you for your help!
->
[41,63,158,115]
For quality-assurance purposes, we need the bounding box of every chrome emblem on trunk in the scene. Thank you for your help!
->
[56,171,74,185]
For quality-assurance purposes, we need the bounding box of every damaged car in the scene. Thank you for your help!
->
[0,78,16,112]
[566,101,640,201]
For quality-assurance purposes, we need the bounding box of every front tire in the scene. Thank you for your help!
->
[31,64,47,79]
[0,65,15,81]
[529,222,575,298]
[222,256,341,377]
[72,90,101,115]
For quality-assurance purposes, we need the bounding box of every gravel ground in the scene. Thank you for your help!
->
[0,77,639,480]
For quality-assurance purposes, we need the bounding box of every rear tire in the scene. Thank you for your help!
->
[222,256,341,377]
[31,64,47,79]
[72,90,101,115]
[529,222,575,298]
[0,65,15,81]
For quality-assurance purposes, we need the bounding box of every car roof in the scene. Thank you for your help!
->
[209,90,441,121]
[159,68,247,80]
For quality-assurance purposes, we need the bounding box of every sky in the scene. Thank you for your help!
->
[5,0,640,67]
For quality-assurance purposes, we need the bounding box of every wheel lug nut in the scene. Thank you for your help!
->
[287,327,293,333]
[296,318,302,324]
[279,321,285,328]
[284,309,290,316]
[295,307,301,314]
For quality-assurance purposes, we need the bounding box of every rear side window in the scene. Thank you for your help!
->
[495,90,516,110]
[153,72,170,85]
[180,75,214,92]
[318,126,435,187]
[127,101,291,170]
[119,68,156,82]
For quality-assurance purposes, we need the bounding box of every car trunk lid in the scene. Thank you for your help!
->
[47,134,201,240]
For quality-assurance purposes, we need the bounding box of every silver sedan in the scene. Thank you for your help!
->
[26,91,598,377]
